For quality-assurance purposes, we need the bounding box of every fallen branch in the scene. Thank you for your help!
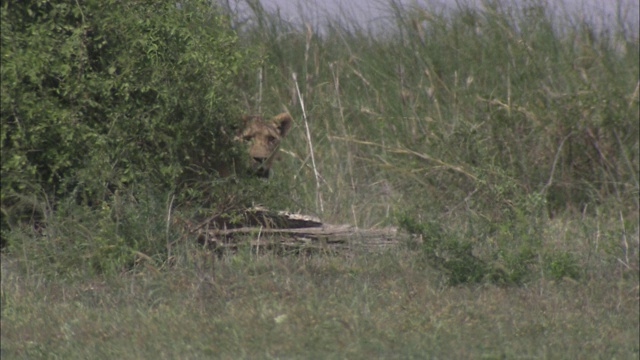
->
[193,206,409,252]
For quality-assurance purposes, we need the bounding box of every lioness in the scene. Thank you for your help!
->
[238,112,292,178]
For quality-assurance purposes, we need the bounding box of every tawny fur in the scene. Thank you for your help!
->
[238,112,292,178]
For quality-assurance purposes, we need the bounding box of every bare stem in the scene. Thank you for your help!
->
[293,72,323,213]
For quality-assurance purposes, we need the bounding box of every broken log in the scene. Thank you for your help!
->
[194,206,410,252]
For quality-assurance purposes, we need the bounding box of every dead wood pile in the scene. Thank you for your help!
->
[193,206,408,252]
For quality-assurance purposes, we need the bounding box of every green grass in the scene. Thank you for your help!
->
[2,210,638,358]
[2,228,638,359]
[230,0,639,229]
[2,0,639,358]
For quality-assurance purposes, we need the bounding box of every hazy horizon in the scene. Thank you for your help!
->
[223,0,639,35]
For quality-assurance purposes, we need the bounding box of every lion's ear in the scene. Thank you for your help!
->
[271,113,292,137]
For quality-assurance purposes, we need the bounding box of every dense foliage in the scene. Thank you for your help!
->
[1,0,247,211]
[0,0,264,269]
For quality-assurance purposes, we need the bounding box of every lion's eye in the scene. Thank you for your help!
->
[243,135,253,142]
[267,136,276,143]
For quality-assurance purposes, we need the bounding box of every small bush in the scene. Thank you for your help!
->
[398,214,489,285]
[544,251,580,280]
[398,205,587,286]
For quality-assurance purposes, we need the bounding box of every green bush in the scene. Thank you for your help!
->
[0,0,261,270]
[1,0,250,207]
[544,251,580,280]
[398,201,580,286]
[398,214,490,285]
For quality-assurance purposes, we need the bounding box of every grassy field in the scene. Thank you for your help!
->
[2,0,639,358]
[2,226,638,359]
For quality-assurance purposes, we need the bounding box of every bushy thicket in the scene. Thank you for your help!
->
[1,0,251,205]
[0,0,259,270]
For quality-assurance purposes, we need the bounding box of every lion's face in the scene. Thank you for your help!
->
[238,113,292,178]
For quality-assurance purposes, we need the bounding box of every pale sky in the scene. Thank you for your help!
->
[230,0,639,35]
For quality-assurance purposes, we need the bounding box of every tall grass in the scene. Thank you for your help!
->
[226,0,639,285]
[235,0,638,227]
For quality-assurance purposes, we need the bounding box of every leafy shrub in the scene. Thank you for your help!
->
[1,0,251,209]
[543,251,580,280]
[398,199,583,286]
[398,214,490,285]
[0,0,261,271]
